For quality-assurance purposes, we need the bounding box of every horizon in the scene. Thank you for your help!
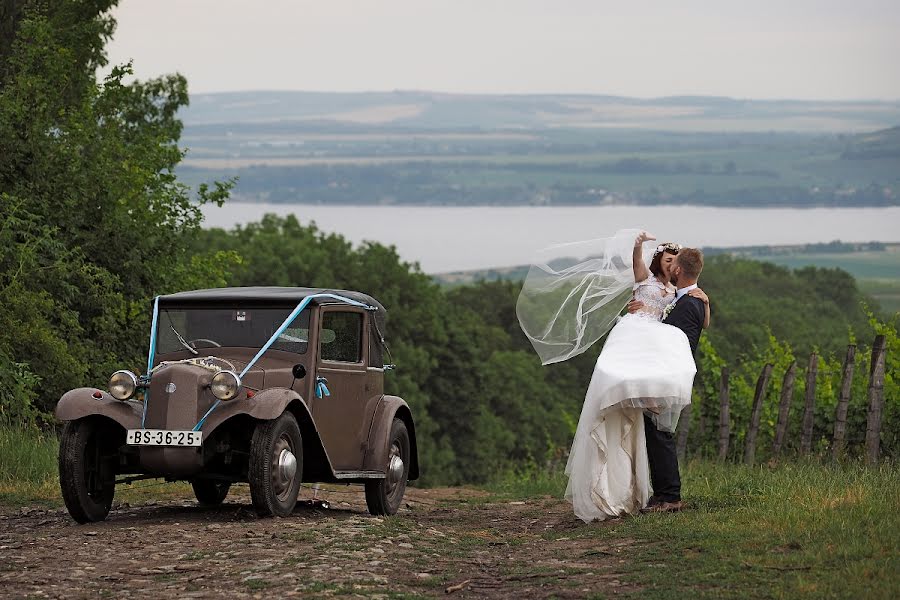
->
[183,88,900,104]
[106,0,900,103]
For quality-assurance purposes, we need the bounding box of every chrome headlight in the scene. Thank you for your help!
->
[109,370,138,401]
[211,370,242,401]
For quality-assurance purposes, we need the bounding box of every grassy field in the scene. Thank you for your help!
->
[0,425,195,506]
[738,248,900,314]
[489,459,900,599]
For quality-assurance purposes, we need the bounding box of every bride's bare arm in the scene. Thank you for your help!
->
[689,288,711,328]
[633,231,655,282]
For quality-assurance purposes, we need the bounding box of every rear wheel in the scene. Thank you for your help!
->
[365,419,410,516]
[191,479,231,506]
[249,413,303,517]
[59,419,117,523]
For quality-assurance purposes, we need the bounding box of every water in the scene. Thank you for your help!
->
[200,204,900,273]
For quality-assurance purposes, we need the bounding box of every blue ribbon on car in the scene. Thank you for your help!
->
[315,377,331,399]
[141,296,161,428]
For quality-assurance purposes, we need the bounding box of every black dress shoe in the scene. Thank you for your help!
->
[641,500,684,513]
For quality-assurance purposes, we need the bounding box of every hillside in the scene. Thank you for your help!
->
[176,92,900,207]
[180,91,900,132]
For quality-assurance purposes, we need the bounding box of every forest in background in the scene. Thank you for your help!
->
[1,2,897,487]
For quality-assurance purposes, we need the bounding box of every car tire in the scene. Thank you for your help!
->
[365,418,410,516]
[191,479,231,506]
[249,413,303,517]
[58,418,117,523]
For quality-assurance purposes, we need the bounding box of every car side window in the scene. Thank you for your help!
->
[320,311,363,363]
[271,310,311,355]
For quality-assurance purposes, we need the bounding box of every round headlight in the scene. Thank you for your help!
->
[211,370,242,401]
[109,370,137,401]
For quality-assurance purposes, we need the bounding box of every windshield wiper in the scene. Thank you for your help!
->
[170,325,198,355]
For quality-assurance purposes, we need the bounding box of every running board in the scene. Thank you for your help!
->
[333,470,385,480]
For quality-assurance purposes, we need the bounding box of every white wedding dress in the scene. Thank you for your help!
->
[564,274,696,522]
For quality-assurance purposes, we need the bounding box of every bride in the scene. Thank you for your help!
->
[516,229,708,522]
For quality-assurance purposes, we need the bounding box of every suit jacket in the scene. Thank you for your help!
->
[663,294,705,356]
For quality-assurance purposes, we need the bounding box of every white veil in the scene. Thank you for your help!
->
[516,228,648,365]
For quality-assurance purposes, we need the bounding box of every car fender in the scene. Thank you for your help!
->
[363,395,419,480]
[200,387,300,433]
[55,388,142,430]
[201,388,337,481]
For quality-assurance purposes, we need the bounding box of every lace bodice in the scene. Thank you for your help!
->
[632,274,676,320]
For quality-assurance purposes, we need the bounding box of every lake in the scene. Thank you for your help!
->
[200,204,900,273]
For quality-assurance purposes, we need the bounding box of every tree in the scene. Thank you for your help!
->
[0,1,233,418]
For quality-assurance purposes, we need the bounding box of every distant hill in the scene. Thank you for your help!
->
[842,126,900,159]
[177,91,900,208]
[181,91,900,133]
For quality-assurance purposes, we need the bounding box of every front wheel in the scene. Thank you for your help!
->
[249,413,303,517]
[59,419,118,523]
[191,479,231,506]
[365,419,410,516]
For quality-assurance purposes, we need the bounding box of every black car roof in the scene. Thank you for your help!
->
[156,287,390,368]
[158,286,382,310]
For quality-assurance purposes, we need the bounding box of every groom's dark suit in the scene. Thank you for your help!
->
[645,292,706,502]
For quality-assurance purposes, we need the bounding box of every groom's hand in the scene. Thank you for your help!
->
[626,299,644,313]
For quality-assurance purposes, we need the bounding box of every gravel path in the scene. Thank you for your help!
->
[0,485,639,598]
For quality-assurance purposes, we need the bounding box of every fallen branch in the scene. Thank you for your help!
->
[445,579,471,594]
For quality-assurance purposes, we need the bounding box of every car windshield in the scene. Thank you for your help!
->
[156,306,311,355]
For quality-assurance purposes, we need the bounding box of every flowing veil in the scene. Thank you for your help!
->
[516,228,649,365]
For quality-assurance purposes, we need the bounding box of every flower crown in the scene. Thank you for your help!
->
[653,242,682,259]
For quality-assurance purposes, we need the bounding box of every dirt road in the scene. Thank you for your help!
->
[0,485,639,599]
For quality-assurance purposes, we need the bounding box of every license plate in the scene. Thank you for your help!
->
[127,429,202,447]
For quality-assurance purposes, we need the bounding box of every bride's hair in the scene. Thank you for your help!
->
[649,243,680,277]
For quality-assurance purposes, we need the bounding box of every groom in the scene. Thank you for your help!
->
[629,247,706,513]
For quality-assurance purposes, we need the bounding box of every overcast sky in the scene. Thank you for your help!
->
[104,0,900,100]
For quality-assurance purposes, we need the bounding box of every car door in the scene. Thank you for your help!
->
[312,306,369,470]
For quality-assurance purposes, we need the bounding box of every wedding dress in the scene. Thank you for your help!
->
[564,274,696,522]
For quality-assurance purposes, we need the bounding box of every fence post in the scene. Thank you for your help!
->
[832,344,857,460]
[772,361,797,456]
[676,404,691,460]
[718,367,730,461]
[799,352,818,455]
[865,335,887,465]
[744,363,773,465]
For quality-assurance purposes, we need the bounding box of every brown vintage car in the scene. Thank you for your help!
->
[55,287,418,522]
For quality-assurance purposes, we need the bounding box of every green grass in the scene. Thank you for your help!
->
[763,251,900,280]
[487,459,900,599]
[858,278,900,314]
[0,425,59,504]
[0,424,198,506]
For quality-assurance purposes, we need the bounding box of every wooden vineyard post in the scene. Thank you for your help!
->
[865,335,888,465]
[718,367,730,461]
[832,344,857,460]
[676,404,691,460]
[772,361,797,456]
[799,352,818,455]
[744,363,773,465]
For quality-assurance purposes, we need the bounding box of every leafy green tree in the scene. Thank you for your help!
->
[0,1,233,417]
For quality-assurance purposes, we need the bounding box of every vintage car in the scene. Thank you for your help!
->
[55,287,418,522]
